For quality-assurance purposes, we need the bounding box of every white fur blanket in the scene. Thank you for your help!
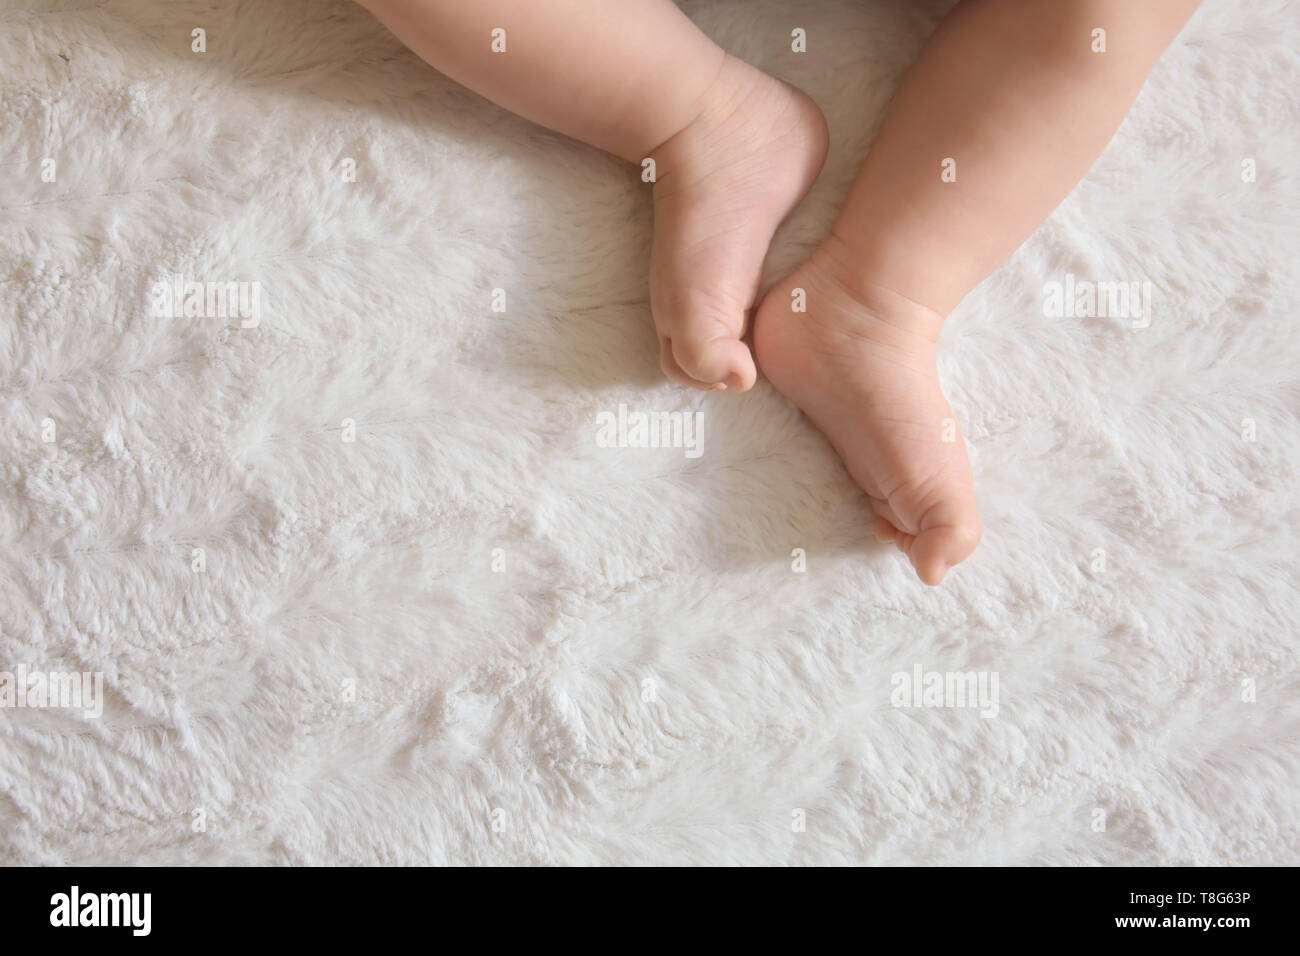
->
[1,0,1297,865]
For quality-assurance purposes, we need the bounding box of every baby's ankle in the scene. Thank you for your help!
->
[647,55,738,177]
[648,55,825,190]
[802,232,948,346]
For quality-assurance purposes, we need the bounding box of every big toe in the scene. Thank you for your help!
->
[910,499,982,586]
[875,494,982,585]
[659,323,757,392]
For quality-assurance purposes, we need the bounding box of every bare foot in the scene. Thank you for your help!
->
[753,235,982,584]
[649,55,828,391]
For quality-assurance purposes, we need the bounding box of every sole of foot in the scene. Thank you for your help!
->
[649,55,829,392]
[753,236,982,584]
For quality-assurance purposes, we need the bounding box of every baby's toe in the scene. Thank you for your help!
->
[667,326,756,392]
[659,337,726,391]
[904,497,982,585]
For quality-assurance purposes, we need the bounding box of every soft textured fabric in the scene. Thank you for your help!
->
[1,0,1297,865]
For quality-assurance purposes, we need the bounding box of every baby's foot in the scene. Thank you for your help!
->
[753,236,982,584]
[649,55,828,391]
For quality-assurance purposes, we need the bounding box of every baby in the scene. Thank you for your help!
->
[355,0,1200,584]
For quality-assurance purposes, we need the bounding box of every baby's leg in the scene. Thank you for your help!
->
[358,0,827,390]
[755,0,1200,584]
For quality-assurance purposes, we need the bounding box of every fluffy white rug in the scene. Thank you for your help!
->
[2,0,1297,866]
